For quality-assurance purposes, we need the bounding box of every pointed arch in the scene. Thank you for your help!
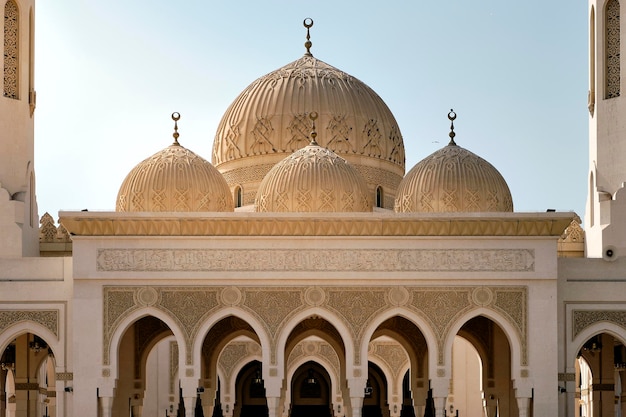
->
[220,341,263,406]
[376,186,384,208]
[193,307,271,376]
[284,352,343,415]
[0,322,61,366]
[568,321,626,365]
[3,0,19,99]
[106,307,187,381]
[234,186,243,208]
[444,308,523,376]
[359,307,439,377]
[275,307,355,380]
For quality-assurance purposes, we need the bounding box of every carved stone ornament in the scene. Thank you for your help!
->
[103,285,527,369]
[572,310,626,339]
[55,372,73,381]
[97,248,534,273]
[0,310,59,338]
[61,212,574,238]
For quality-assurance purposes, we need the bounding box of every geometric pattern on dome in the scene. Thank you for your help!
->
[394,144,513,213]
[213,55,405,205]
[116,144,234,212]
[254,144,372,212]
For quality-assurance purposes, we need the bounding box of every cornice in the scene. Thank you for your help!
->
[59,211,575,238]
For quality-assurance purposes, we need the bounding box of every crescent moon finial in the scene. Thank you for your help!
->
[309,111,319,145]
[172,112,181,145]
[303,18,314,56]
[448,109,457,146]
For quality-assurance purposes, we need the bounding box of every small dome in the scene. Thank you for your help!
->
[254,141,372,213]
[117,116,233,212]
[212,22,405,209]
[394,112,513,213]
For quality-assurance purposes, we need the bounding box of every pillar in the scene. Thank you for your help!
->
[348,376,367,417]
[266,396,281,417]
[516,396,531,417]
[430,377,449,417]
[99,395,113,417]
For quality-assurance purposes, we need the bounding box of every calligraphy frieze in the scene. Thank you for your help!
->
[97,248,534,273]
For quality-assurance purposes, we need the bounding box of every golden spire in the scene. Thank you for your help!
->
[304,18,314,56]
[309,111,319,145]
[172,112,181,145]
[447,109,457,146]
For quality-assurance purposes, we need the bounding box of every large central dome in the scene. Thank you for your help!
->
[212,50,405,209]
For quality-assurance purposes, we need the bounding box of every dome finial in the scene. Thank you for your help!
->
[447,109,457,146]
[303,18,314,56]
[172,112,181,145]
[309,111,319,145]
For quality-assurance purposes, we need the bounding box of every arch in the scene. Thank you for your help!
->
[376,186,384,208]
[605,0,620,98]
[367,354,407,411]
[234,185,243,208]
[222,343,263,406]
[193,307,271,376]
[275,307,355,379]
[444,308,523,376]
[285,352,342,412]
[106,307,186,380]
[3,0,19,99]
[359,308,439,375]
[568,321,626,366]
[0,322,62,367]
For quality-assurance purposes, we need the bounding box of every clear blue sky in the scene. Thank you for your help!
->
[34,0,588,219]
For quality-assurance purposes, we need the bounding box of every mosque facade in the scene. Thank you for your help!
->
[1,2,625,417]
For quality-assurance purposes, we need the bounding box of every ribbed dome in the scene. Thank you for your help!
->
[116,142,233,212]
[254,142,372,212]
[212,55,405,209]
[394,142,513,213]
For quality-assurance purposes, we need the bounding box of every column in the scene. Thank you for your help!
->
[99,395,113,417]
[516,396,531,417]
[348,377,366,417]
[430,377,449,417]
[266,396,281,417]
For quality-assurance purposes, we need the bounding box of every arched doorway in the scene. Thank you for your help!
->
[368,316,429,417]
[113,315,175,416]
[576,333,626,417]
[457,316,514,417]
[290,361,332,417]
[235,360,268,417]
[447,336,482,416]
[1,333,57,417]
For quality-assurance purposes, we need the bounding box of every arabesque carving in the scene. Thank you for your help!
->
[369,340,409,391]
[3,0,18,100]
[97,248,534,273]
[218,341,261,386]
[572,310,626,339]
[103,285,527,370]
[0,310,58,338]
[287,340,340,376]
[407,287,527,365]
